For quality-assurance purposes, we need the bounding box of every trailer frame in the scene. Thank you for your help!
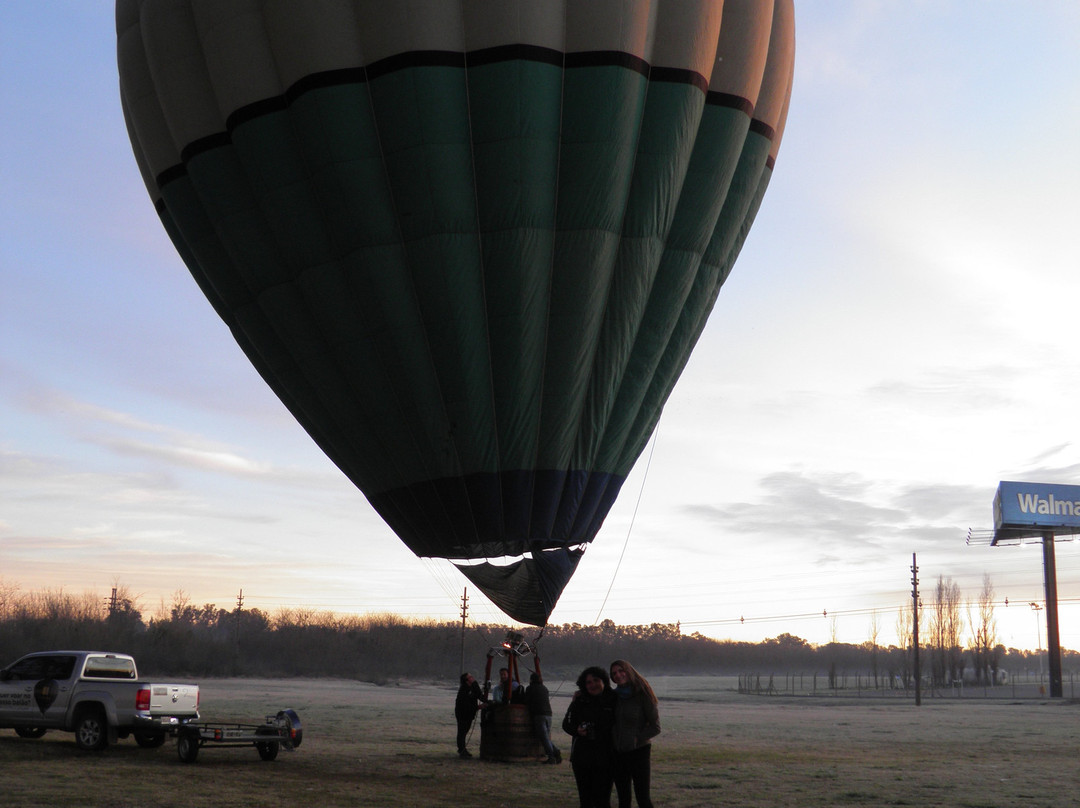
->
[176,708,302,763]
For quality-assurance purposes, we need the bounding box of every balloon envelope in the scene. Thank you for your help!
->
[117,0,795,626]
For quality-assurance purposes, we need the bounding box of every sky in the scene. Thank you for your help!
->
[4,3,1080,652]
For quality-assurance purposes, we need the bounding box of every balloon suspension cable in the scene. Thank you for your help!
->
[421,557,502,637]
[593,425,659,626]
[529,627,545,672]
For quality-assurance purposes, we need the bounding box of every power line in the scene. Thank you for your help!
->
[680,597,1080,631]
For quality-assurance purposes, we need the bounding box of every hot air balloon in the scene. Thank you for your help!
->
[117,0,795,626]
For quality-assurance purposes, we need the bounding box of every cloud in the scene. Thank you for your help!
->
[101,437,274,477]
[670,471,1000,584]
[866,366,1019,413]
[679,470,905,552]
[23,389,177,438]
[890,482,987,522]
[6,376,335,488]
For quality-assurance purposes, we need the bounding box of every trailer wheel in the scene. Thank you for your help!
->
[134,730,167,748]
[177,731,199,763]
[74,708,109,751]
[254,725,280,761]
[14,727,47,739]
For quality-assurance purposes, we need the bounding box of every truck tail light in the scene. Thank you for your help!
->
[136,688,151,711]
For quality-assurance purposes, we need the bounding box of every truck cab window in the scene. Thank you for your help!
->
[45,656,77,680]
[83,656,136,679]
[8,657,49,681]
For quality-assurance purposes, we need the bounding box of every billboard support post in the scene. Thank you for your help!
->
[1042,532,1063,698]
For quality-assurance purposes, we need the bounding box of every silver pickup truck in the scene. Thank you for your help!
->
[0,650,200,751]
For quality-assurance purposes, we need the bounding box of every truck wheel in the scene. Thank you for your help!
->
[177,732,199,763]
[14,727,47,739]
[74,709,109,751]
[134,731,167,748]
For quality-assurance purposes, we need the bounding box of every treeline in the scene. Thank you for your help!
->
[0,584,1071,684]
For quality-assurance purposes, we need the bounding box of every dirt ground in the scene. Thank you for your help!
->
[1,675,1078,807]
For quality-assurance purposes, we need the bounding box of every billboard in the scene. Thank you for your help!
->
[994,481,1080,543]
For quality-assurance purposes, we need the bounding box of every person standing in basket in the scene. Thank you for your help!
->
[455,672,484,758]
[562,666,617,808]
[526,671,562,764]
[491,666,523,703]
[610,659,660,808]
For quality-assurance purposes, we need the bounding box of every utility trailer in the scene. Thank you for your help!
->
[176,708,302,763]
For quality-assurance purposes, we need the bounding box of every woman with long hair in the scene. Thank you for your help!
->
[562,665,617,808]
[609,659,660,808]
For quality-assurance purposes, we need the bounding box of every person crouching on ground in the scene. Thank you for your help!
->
[562,666,616,808]
[526,671,562,764]
[455,672,484,758]
[609,659,660,808]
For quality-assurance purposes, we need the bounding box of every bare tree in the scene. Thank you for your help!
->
[930,580,945,687]
[895,602,914,688]
[867,609,881,688]
[827,614,839,689]
[929,576,963,687]
[0,577,18,620]
[169,589,192,621]
[969,574,998,685]
[944,579,965,683]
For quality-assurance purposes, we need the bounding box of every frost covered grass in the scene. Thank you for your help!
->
[1,676,1077,807]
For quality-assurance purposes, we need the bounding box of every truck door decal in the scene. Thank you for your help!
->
[34,679,58,714]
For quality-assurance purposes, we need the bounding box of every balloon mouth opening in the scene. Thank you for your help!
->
[446,544,590,567]
[445,545,589,626]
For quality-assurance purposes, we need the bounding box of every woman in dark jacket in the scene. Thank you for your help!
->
[562,666,617,808]
[454,672,484,758]
[609,659,660,808]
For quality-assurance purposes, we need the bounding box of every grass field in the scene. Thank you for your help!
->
[1,675,1078,807]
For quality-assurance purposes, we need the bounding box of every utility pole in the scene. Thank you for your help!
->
[911,553,921,707]
[235,588,244,649]
[1030,601,1044,681]
[460,588,469,673]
